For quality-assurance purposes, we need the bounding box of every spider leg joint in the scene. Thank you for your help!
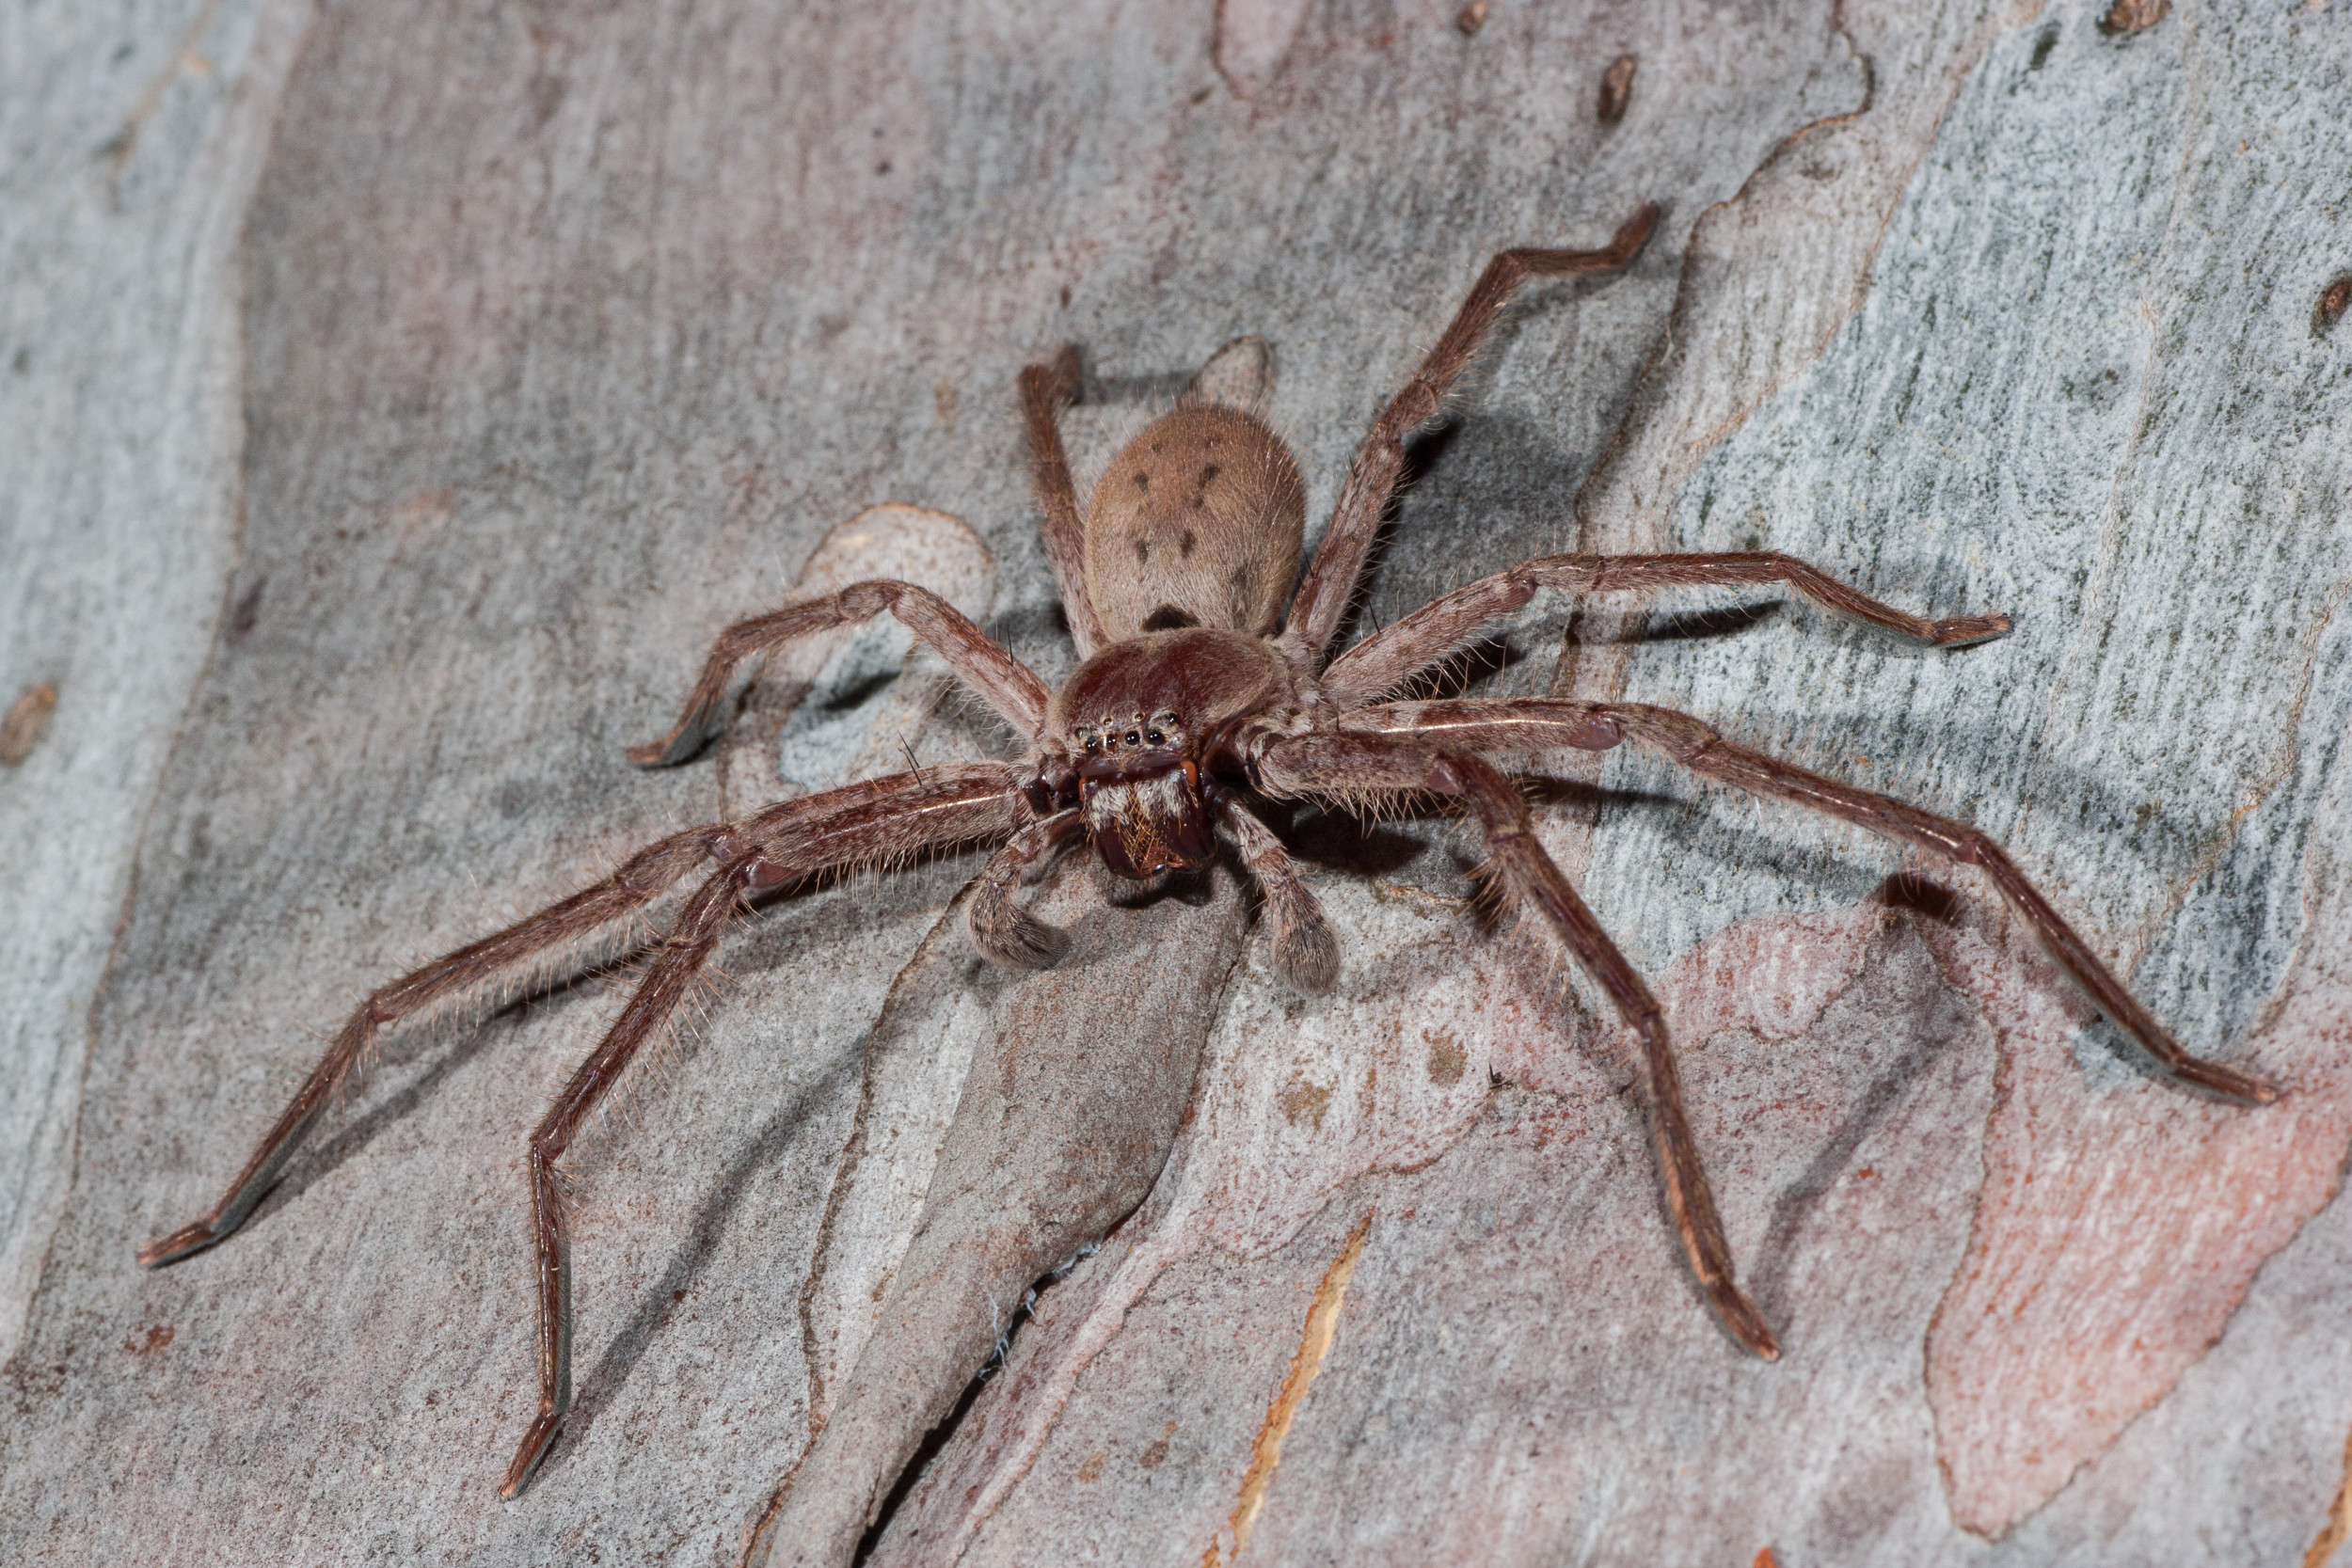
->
[1565,712,1623,752]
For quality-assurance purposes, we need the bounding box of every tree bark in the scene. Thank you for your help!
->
[5,1,2349,1564]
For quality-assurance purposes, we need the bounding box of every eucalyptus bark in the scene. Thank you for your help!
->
[5,2,2350,1565]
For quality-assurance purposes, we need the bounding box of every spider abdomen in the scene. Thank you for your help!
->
[1082,404,1305,640]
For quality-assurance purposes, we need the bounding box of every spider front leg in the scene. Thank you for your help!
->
[1320,551,2011,709]
[1213,791,1341,994]
[967,808,1083,969]
[1339,696,2277,1104]
[628,578,1050,767]
[1250,729,1777,1357]
[1280,201,1661,663]
[138,822,724,1269]
[500,762,1036,1497]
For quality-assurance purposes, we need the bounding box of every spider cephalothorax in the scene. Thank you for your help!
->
[1055,626,1287,878]
[140,200,2273,1531]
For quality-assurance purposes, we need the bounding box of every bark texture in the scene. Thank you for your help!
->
[4,1,2349,1564]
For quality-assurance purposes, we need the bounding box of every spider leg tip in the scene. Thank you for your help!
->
[1736,1318,1782,1362]
[1711,1285,1779,1360]
[1616,201,1663,255]
[625,738,679,768]
[1931,611,2013,647]
[2189,1061,2280,1105]
[136,1221,219,1269]
[500,1413,564,1500]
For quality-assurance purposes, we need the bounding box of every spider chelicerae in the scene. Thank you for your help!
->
[139,200,2273,1501]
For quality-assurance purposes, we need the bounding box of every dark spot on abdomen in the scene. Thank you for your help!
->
[1180,531,1196,557]
[1135,539,1150,563]
[1190,464,1220,511]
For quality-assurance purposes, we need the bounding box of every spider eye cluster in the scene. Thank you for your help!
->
[1073,708,1184,755]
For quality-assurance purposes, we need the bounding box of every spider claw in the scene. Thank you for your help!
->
[2172,1057,2280,1105]
[500,1410,564,1500]
[136,1220,222,1269]
[1929,610,2013,647]
[1710,1284,1779,1361]
[969,897,1070,971]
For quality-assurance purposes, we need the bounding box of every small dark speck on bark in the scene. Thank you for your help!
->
[2315,275,2351,337]
[227,577,265,643]
[1,683,58,767]
[1598,55,1637,125]
[2099,0,2169,36]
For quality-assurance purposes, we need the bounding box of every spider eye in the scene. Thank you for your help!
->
[1124,730,1141,746]
[1083,736,1101,752]
[1146,729,1164,746]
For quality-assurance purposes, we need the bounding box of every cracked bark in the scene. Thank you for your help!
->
[3,2,2349,1565]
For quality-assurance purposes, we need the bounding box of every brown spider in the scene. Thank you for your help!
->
[138,200,2274,1502]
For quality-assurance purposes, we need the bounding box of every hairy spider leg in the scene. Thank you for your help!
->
[137,823,724,1270]
[1340,696,2277,1105]
[1319,551,2014,710]
[500,762,1038,1498]
[1279,201,1663,665]
[1212,792,1340,994]
[628,578,1051,768]
[966,809,1085,969]
[1249,730,1776,1356]
[1017,345,1110,659]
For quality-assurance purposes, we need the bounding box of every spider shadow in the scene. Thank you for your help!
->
[1735,879,1976,1337]
[1272,804,1436,881]
[1276,777,1708,916]
[1578,768,1891,915]
[233,959,637,1240]
[226,866,944,1249]
[554,1038,863,1473]
[1319,418,1465,659]
[1603,599,1784,644]
[1096,860,1221,911]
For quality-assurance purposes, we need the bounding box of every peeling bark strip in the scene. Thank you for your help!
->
[2303,1419,2352,1568]
[1207,1213,1373,1566]
[752,867,1247,1568]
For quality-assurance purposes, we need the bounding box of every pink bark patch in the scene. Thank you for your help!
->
[1488,896,1886,1099]
[1921,895,2352,1537]
[1213,0,1314,100]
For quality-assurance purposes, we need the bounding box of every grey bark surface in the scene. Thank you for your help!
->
[757,868,1246,1566]
[3,2,2348,1566]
